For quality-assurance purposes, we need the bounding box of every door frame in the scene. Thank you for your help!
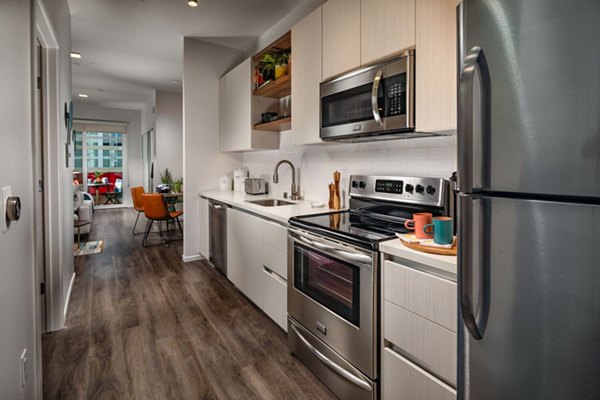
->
[33,0,64,397]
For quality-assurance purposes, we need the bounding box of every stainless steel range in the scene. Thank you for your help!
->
[287,175,450,400]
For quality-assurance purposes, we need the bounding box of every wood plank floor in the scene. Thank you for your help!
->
[42,208,337,400]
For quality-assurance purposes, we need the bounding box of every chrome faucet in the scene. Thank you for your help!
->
[273,160,300,200]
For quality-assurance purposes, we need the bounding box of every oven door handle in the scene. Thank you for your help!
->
[295,234,372,266]
[371,70,384,127]
[289,321,373,392]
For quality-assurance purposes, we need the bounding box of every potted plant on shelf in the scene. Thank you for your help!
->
[259,50,291,82]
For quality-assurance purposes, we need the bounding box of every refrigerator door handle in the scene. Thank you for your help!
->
[459,194,489,340]
[458,46,491,193]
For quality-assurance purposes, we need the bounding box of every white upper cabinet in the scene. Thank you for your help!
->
[322,0,361,81]
[360,0,416,65]
[292,6,323,145]
[219,58,280,152]
[415,0,457,133]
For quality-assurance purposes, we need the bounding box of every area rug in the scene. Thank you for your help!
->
[74,240,104,256]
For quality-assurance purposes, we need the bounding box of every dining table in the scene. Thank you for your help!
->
[87,182,113,204]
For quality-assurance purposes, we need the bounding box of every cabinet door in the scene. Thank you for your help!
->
[322,0,361,80]
[383,348,456,400]
[199,197,210,258]
[292,6,323,145]
[226,208,245,287]
[242,213,263,306]
[261,266,288,332]
[219,58,252,152]
[360,0,415,65]
[415,0,457,132]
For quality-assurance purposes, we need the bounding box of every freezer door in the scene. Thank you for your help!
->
[459,0,600,198]
[458,195,600,400]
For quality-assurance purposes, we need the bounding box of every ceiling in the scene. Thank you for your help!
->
[68,0,304,109]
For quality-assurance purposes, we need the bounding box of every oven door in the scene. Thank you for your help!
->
[320,50,414,141]
[288,227,378,378]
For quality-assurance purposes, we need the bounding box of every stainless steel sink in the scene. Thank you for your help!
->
[247,199,296,207]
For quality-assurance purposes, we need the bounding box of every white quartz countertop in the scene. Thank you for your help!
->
[199,190,337,225]
[379,238,457,276]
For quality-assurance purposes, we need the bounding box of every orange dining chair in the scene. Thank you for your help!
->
[140,193,183,247]
[130,186,145,235]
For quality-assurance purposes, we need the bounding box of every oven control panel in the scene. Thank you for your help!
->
[350,175,448,208]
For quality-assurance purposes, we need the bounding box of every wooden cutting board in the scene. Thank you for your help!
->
[399,237,458,256]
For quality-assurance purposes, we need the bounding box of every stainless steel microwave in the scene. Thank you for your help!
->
[320,50,415,142]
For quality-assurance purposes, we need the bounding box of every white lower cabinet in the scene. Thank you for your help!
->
[261,266,288,332]
[383,347,456,400]
[226,207,288,331]
[382,256,457,399]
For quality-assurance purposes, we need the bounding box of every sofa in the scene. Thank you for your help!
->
[74,190,94,235]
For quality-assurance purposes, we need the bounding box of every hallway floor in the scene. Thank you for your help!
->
[42,208,336,399]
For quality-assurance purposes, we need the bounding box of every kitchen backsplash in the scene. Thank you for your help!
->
[242,133,457,207]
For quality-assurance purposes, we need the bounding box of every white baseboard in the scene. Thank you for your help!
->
[182,254,204,263]
[63,272,76,319]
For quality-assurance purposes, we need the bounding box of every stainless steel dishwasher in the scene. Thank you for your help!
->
[208,200,228,275]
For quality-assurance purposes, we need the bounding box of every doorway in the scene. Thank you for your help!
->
[74,130,127,208]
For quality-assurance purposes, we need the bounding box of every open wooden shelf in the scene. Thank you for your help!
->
[253,31,291,62]
[253,74,291,98]
[253,117,291,132]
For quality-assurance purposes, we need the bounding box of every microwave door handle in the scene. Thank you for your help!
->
[371,70,384,127]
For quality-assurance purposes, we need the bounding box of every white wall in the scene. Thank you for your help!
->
[243,134,457,207]
[73,103,143,206]
[182,38,244,260]
[155,90,183,181]
[0,1,36,398]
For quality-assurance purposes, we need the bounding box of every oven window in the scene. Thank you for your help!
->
[294,243,360,326]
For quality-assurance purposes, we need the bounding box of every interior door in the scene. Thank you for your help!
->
[33,40,47,333]
[461,0,600,198]
[459,195,600,400]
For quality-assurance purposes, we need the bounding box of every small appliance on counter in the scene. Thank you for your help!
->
[233,168,249,192]
[244,178,268,195]
[219,175,232,191]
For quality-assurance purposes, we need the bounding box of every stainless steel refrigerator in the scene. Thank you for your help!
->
[456,1,600,399]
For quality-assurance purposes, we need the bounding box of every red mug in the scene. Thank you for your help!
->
[404,213,433,239]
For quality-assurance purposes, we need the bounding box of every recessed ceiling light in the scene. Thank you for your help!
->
[78,94,88,98]
[171,79,181,84]
[188,0,198,7]
[71,52,81,59]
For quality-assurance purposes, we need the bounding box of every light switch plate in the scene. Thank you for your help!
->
[2,186,11,233]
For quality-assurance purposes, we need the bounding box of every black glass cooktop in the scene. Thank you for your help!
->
[289,210,409,250]
[289,199,445,250]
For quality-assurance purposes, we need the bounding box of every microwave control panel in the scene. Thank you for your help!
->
[385,75,406,117]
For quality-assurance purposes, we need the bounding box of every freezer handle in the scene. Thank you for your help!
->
[458,46,490,193]
[458,194,488,340]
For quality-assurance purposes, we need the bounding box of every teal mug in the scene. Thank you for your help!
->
[423,217,454,245]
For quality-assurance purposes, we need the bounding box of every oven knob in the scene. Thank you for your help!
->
[426,185,436,195]
[415,184,424,194]
[351,180,358,188]
[359,181,366,189]
[405,184,414,193]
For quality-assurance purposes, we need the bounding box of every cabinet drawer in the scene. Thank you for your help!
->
[384,259,457,332]
[384,300,456,386]
[383,347,456,400]
[262,219,287,253]
[261,243,287,280]
[262,266,288,332]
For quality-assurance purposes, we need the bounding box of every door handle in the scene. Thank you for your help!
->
[458,46,491,193]
[289,320,373,392]
[458,194,489,340]
[371,70,384,127]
